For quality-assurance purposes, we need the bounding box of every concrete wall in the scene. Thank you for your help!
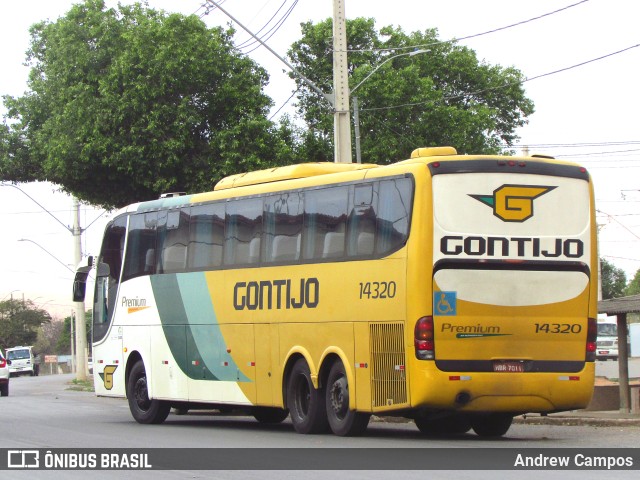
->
[586,385,640,412]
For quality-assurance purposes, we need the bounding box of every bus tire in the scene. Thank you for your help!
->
[127,360,170,425]
[471,413,513,437]
[415,414,472,436]
[253,407,289,424]
[286,358,328,434]
[325,361,370,436]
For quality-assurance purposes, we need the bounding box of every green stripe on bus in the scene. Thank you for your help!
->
[151,273,250,382]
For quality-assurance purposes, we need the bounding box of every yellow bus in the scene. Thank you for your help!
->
[74,146,597,437]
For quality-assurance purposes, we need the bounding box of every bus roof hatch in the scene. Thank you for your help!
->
[214,162,378,190]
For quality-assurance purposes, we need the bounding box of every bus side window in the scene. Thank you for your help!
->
[225,198,263,266]
[376,178,412,254]
[188,203,225,270]
[93,215,127,343]
[348,183,378,257]
[157,208,190,274]
[122,212,158,282]
[303,186,348,260]
[264,192,303,263]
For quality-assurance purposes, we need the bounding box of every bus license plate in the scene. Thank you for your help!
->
[493,361,524,373]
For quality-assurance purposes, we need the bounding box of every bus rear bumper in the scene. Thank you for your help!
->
[409,362,595,414]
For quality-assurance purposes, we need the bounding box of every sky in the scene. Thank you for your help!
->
[0,0,639,319]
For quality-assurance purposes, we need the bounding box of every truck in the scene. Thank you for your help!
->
[596,317,619,361]
[5,346,39,377]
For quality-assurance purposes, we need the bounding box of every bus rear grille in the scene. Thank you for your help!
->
[370,322,407,408]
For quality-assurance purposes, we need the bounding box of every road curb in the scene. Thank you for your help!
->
[373,415,640,427]
[513,415,640,427]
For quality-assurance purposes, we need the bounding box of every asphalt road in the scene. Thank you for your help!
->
[1,373,639,480]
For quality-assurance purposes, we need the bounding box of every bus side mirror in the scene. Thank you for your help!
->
[72,269,90,302]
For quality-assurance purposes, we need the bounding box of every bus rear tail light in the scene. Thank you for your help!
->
[586,317,597,362]
[415,316,435,360]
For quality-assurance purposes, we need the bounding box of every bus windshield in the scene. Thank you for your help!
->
[598,323,617,336]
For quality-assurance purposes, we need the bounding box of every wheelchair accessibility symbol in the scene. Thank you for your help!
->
[434,291,457,316]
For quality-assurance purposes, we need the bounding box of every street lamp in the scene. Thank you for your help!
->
[2,290,20,301]
[17,237,88,379]
[18,239,75,273]
[350,49,429,163]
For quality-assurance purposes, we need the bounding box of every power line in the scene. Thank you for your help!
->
[525,43,640,82]
[197,0,224,18]
[207,0,299,53]
[583,164,640,169]
[269,86,301,120]
[343,0,591,53]
[237,0,290,49]
[359,42,640,113]
[508,141,640,149]
[242,0,299,54]
[559,148,640,157]
[597,209,640,241]
[602,255,640,264]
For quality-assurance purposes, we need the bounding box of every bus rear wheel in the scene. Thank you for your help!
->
[286,358,328,434]
[326,361,370,436]
[127,360,170,424]
[471,413,513,437]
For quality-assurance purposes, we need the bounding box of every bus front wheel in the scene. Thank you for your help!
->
[471,413,513,437]
[326,361,370,436]
[286,359,328,434]
[127,361,170,424]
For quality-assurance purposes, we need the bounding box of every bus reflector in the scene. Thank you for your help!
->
[449,375,471,381]
[559,376,580,381]
[415,316,434,360]
[586,317,597,361]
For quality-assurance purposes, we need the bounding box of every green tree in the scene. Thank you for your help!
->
[1,0,296,209]
[56,311,92,356]
[625,268,640,296]
[600,258,627,299]
[287,18,534,163]
[35,318,66,356]
[0,299,51,350]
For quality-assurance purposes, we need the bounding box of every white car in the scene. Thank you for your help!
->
[0,351,10,396]
[5,346,39,376]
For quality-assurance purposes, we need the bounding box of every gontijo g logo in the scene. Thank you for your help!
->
[470,185,556,222]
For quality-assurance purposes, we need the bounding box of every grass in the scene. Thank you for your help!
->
[66,377,95,392]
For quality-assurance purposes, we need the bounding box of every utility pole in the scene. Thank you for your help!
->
[332,0,352,163]
[2,183,98,381]
[353,97,362,164]
[70,310,76,374]
[206,0,352,163]
[73,198,88,381]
